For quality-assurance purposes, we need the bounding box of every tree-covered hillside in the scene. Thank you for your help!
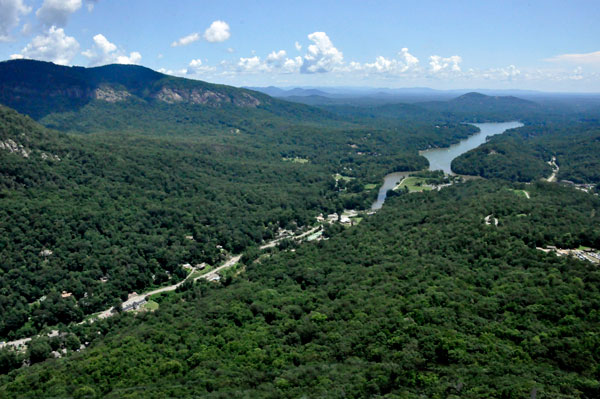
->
[0,95,480,340]
[2,59,600,399]
[2,180,598,398]
[452,122,600,183]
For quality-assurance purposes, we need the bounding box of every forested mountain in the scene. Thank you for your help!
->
[297,92,547,126]
[452,122,600,183]
[2,181,598,398]
[0,59,268,118]
[412,92,540,122]
[1,58,599,398]
[0,59,339,134]
[0,104,344,339]
[0,81,476,340]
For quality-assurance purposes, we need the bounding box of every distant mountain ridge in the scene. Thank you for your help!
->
[0,59,269,120]
[0,60,340,134]
[417,92,541,121]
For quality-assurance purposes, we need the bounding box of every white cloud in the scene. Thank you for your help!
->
[301,31,343,73]
[282,56,303,73]
[171,32,200,47]
[82,33,141,66]
[36,0,82,28]
[227,47,234,53]
[14,26,79,65]
[350,48,419,76]
[429,55,462,74]
[204,20,230,43]
[570,67,583,81]
[266,49,286,63]
[92,33,115,53]
[115,51,141,64]
[399,48,419,70]
[294,41,302,51]
[185,58,216,75]
[546,50,600,66]
[0,0,32,41]
[238,56,266,73]
[477,65,521,81]
[499,64,520,79]
[364,56,395,73]
[158,67,173,75]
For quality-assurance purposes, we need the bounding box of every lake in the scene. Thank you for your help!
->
[420,121,523,174]
[371,121,523,209]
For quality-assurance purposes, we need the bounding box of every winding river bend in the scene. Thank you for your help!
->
[420,121,523,174]
[372,121,523,209]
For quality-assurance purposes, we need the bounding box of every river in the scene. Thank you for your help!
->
[371,121,523,209]
[420,121,523,174]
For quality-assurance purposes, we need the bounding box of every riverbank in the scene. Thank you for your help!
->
[371,122,523,209]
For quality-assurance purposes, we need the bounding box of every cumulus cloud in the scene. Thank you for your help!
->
[546,50,600,65]
[362,48,419,74]
[0,0,32,41]
[364,56,396,73]
[232,51,303,74]
[171,32,200,47]
[283,56,303,73]
[204,20,230,43]
[429,55,462,73]
[266,49,286,63]
[301,31,343,73]
[36,0,82,28]
[82,33,141,66]
[12,26,79,64]
[399,48,419,70]
[238,56,266,73]
[294,41,302,51]
[184,58,216,75]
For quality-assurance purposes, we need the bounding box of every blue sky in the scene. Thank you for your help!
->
[1,0,599,91]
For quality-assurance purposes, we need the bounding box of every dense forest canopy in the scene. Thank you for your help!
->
[0,71,477,340]
[1,181,599,398]
[452,122,600,183]
[1,60,600,398]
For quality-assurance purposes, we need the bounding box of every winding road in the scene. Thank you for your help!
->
[546,156,559,182]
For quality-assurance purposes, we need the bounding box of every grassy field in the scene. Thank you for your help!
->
[396,177,432,192]
[142,300,159,311]
[363,183,377,190]
[334,173,355,181]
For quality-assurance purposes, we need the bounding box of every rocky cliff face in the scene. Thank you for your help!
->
[0,138,31,158]
[93,86,131,102]
[6,83,262,107]
[0,60,268,119]
[152,87,260,107]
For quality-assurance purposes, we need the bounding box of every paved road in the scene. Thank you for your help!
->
[197,254,242,282]
[3,225,325,349]
[546,157,559,182]
[97,225,321,319]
